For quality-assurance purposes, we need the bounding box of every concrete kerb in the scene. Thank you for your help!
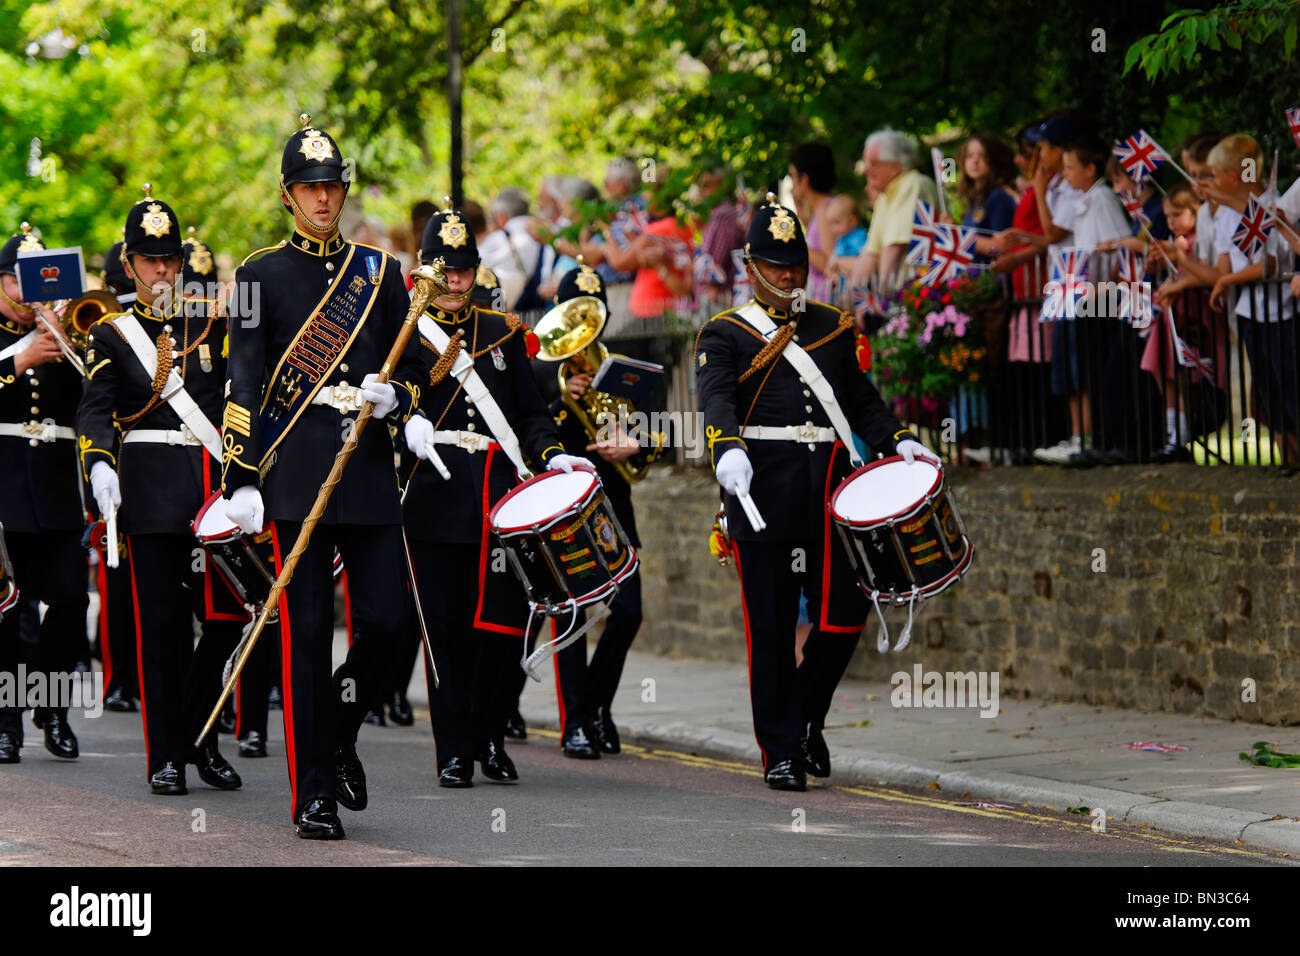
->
[527,713,1300,857]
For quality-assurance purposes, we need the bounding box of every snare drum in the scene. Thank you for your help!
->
[489,466,638,616]
[193,491,278,620]
[0,522,17,621]
[829,456,973,605]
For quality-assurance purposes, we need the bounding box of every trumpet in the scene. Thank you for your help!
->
[30,290,119,378]
[533,294,665,484]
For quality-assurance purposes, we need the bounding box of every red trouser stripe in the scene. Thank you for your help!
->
[269,524,298,819]
[127,539,150,774]
[731,545,768,771]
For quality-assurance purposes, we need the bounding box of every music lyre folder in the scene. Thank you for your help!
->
[591,355,664,406]
[17,246,87,303]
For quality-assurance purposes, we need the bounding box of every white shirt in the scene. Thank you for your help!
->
[1044,174,1082,262]
[1214,187,1292,321]
[1053,178,1130,253]
[478,215,555,310]
[1194,201,1218,263]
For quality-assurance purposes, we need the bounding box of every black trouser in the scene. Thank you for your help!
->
[269,521,410,820]
[410,540,520,768]
[0,531,88,743]
[732,537,864,772]
[100,561,139,700]
[236,619,275,740]
[125,534,243,776]
[553,574,642,737]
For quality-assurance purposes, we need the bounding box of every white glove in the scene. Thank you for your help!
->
[361,373,398,419]
[89,462,121,516]
[226,485,265,535]
[547,453,594,473]
[897,438,940,465]
[404,414,437,464]
[715,447,752,497]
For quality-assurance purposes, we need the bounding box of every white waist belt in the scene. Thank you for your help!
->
[433,429,494,453]
[123,427,203,447]
[0,421,75,442]
[310,384,367,413]
[741,424,837,443]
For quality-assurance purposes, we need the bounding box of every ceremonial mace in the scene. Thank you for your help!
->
[195,260,449,746]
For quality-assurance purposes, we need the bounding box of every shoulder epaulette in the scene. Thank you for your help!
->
[240,240,287,267]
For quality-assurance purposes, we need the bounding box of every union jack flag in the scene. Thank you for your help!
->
[1113,130,1171,184]
[907,200,938,264]
[692,249,726,285]
[1041,248,1090,321]
[1114,249,1152,326]
[1232,194,1276,259]
[918,225,975,286]
[1118,188,1151,227]
[1287,107,1300,151]
[852,283,886,317]
[1171,324,1214,380]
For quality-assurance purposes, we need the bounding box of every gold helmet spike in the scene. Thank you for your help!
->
[442,195,453,210]
[300,113,312,129]
[142,182,152,199]
[19,221,31,235]
[765,191,777,204]
[187,226,196,238]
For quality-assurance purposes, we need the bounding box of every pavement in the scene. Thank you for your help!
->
[448,646,1300,858]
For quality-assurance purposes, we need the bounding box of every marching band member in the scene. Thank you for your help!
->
[221,116,423,840]
[694,196,937,791]
[0,223,87,764]
[401,206,589,788]
[546,263,644,759]
[76,190,244,796]
[96,237,141,715]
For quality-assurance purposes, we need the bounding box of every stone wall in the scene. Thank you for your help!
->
[630,463,1300,725]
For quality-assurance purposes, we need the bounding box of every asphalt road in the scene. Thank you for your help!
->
[0,707,1290,867]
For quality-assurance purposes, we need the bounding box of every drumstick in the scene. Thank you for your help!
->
[738,492,766,532]
[105,503,119,569]
[422,441,452,480]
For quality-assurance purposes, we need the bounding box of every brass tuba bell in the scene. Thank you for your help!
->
[533,295,664,483]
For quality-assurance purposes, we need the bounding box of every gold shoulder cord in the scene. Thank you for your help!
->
[111,306,218,428]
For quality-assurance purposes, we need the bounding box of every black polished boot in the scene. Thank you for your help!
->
[561,724,601,760]
[504,709,527,740]
[0,732,19,764]
[193,739,242,790]
[478,739,519,782]
[386,691,414,727]
[149,761,188,795]
[36,709,78,759]
[799,723,831,778]
[438,756,474,788]
[764,759,807,792]
[104,686,138,713]
[238,730,267,758]
[592,706,620,754]
[335,745,368,810]
[295,798,345,840]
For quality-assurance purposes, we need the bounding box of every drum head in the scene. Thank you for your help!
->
[831,457,942,525]
[491,468,599,533]
[194,490,239,541]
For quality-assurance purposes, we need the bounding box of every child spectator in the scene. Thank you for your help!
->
[954,132,1019,262]
[824,194,868,305]
[1135,183,1227,460]
[1037,135,1130,465]
[1205,134,1297,460]
[1105,154,1170,242]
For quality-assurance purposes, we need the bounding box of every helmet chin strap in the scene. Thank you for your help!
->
[744,252,806,307]
[0,281,35,319]
[281,176,348,236]
[121,251,179,315]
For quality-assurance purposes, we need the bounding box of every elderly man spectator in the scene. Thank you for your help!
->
[479,186,555,312]
[851,129,938,292]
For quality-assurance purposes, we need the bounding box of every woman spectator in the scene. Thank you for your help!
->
[787,141,837,302]
[955,132,1019,262]
[604,183,693,319]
